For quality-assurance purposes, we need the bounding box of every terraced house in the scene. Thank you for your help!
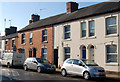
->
[17,14,54,63]
[1,1,120,73]
[54,2,120,73]
[2,26,18,53]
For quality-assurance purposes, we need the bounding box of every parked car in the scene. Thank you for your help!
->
[1,52,25,68]
[23,58,56,73]
[61,58,106,80]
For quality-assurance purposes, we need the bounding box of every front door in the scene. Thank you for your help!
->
[54,49,58,68]
[82,49,86,59]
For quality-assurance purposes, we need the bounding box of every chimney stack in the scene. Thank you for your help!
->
[66,2,78,14]
[29,14,40,24]
[5,26,17,36]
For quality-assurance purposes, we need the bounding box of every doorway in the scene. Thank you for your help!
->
[54,49,58,68]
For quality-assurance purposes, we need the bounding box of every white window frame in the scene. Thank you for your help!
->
[64,47,70,60]
[89,20,95,37]
[64,25,71,39]
[21,34,25,44]
[42,30,47,42]
[106,45,118,63]
[106,16,117,35]
[29,33,33,44]
[42,48,47,59]
[81,22,86,38]
[12,39,15,47]
[5,39,8,45]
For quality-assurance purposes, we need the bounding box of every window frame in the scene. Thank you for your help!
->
[42,29,47,42]
[29,33,33,44]
[64,25,71,39]
[89,20,95,37]
[105,16,117,35]
[42,48,47,59]
[81,22,86,38]
[12,39,15,47]
[5,39,8,45]
[21,34,25,44]
[64,47,70,60]
[106,45,118,63]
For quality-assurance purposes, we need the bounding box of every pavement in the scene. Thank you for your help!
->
[56,68,120,80]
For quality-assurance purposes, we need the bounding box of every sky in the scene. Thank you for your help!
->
[0,0,109,36]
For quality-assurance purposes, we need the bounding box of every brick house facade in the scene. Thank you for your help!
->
[18,25,54,63]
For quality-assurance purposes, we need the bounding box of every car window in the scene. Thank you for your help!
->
[66,59,73,64]
[73,59,82,65]
[36,58,50,63]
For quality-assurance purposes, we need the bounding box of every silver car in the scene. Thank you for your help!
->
[61,58,106,80]
[23,58,56,73]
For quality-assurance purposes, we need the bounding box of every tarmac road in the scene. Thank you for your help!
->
[1,66,120,82]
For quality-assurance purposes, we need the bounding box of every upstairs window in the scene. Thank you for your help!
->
[12,39,15,47]
[42,30,47,42]
[64,25,71,39]
[29,33,33,44]
[106,45,117,63]
[106,17,117,35]
[5,39,8,45]
[89,20,95,37]
[81,22,86,37]
[21,34,25,44]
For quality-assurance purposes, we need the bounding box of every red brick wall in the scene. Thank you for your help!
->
[18,26,54,63]
[5,38,18,53]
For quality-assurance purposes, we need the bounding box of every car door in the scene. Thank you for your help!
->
[72,59,85,76]
[31,59,38,70]
[64,59,73,74]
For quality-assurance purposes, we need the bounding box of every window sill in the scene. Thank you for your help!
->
[5,44,8,46]
[87,36,96,39]
[64,38,72,41]
[80,37,87,40]
[105,34,119,38]
[21,43,26,45]
[105,63,118,66]
[30,43,33,45]
[42,41,48,43]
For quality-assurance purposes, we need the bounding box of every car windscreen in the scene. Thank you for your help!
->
[82,60,98,66]
[36,58,50,63]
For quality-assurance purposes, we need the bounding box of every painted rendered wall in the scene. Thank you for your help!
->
[54,12,119,72]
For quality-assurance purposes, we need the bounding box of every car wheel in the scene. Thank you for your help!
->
[61,69,67,77]
[7,63,10,68]
[37,67,41,73]
[24,65,28,71]
[83,72,91,80]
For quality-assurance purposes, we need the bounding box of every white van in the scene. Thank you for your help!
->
[1,52,25,68]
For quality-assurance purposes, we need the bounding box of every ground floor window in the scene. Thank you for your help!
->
[21,49,25,53]
[64,47,70,60]
[106,45,117,63]
[42,48,47,59]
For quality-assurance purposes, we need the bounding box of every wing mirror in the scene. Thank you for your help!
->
[79,64,85,67]
[33,61,38,64]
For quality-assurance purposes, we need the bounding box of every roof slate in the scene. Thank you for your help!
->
[2,33,18,40]
[17,2,120,32]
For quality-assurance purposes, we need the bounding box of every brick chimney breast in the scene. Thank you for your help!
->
[31,14,40,22]
[67,2,78,14]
